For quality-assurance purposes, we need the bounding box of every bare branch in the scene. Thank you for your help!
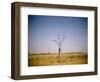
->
[62,36,66,43]
[53,40,58,43]
[53,40,59,45]
[56,34,60,41]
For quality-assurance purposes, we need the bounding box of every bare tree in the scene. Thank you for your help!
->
[54,32,66,59]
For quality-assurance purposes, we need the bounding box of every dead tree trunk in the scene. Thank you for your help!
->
[58,48,61,59]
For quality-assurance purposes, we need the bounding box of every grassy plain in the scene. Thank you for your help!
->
[28,52,87,66]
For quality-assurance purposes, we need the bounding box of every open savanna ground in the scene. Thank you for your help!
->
[28,52,88,66]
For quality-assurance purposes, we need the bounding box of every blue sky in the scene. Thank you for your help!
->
[28,15,88,54]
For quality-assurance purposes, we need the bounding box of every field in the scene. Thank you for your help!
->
[28,52,88,66]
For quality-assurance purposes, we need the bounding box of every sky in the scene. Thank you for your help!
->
[28,15,88,54]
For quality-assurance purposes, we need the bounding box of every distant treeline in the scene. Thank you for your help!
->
[29,52,87,55]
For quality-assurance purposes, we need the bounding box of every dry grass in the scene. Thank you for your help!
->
[28,52,88,66]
